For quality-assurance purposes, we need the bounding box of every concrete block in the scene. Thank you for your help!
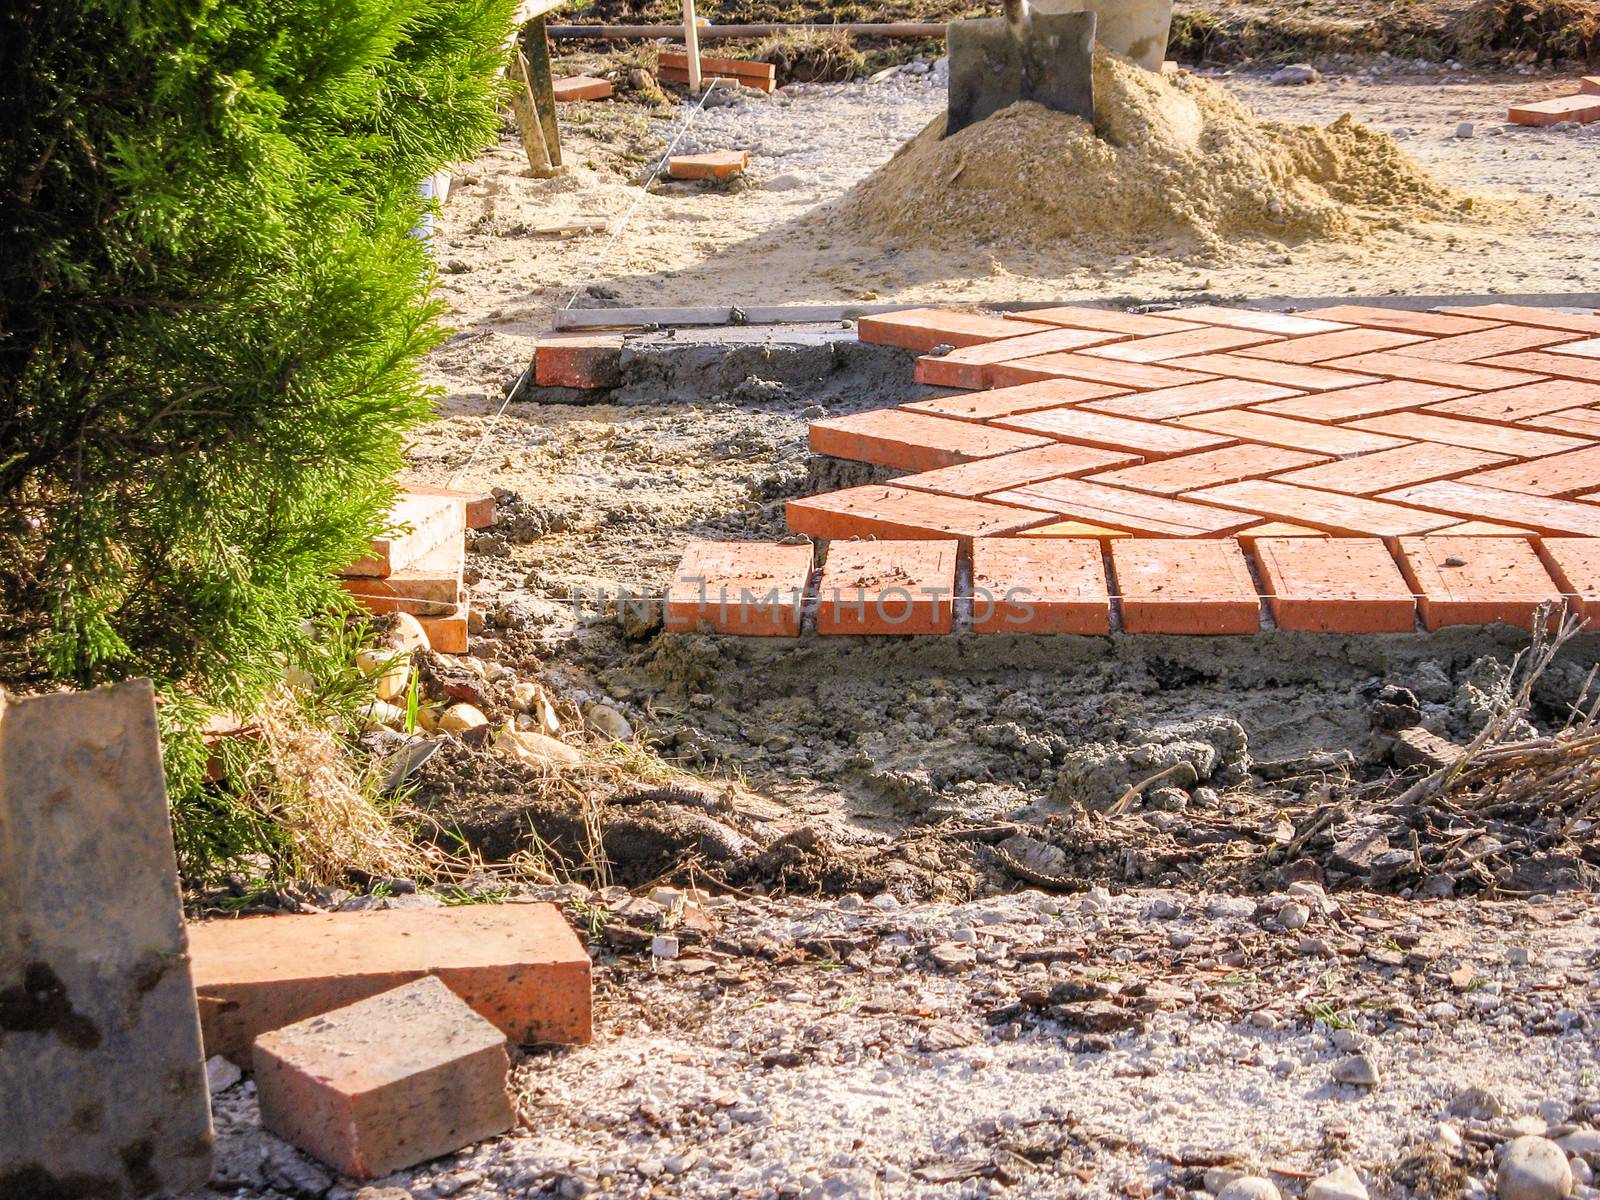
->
[253,977,515,1179]
[189,903,591,1066]
[0,680,212,1198]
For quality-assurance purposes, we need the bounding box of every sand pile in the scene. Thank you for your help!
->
[836,53,1481,257]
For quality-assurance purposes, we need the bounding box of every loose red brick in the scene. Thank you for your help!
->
[1455,445,1600,497]
[993,407,1235,460]
[1087,444,1328,496]
[1253,537,1418,633]
[534,333,624,389]
[808,408,1051,472]
[785,484,1050,542]
[913,328,1123,388]
[1379,481,1600,537]
[1437,304,1600,335]
[665,541,813,636]
[419,603,469,654]
[858,308,1053,353]
[254,977,515,1179]
[553,75,614,101]
[1537,538,1600,619]
[1508,95,1600,125]
[1236,328,1428,363]
[1268,443,1509,495]
[657,51,777,88]
[1425,378,1600,423]
[970,538,1111,635]
[1303,305,1504,337]
[1085,379,1299,420]
[1252,381,1470,423]
[342,494,466,578]
[893,443,1140,497]
[903,379,1129,422]
[188,904,591,1066]
[1232,522,1330,547]
[1177,409,1411,456]
[1390,325,1581,361]
[987,477,1255,536]
[1350,412,1591,459]
[399,484,497,530]
[1550,337,1600,358]
[1015,306,1201,336]
[1479,351,1600,383]
[1081,326,1282,362]
[1395,537,1564,630]
[1164,305,1352,335]
[986,352,1217,391]
[1529,405,1600,438]
[1016,520,1135,540]
[1432,521,1539,536]
[815,540,956,635]
[1110,540,1261,635]
[1321,352,1547,391]
[1182,480,1457,538]
[666,150,748,180]
[1585,77,1600,94]
[1165,353,1381,391]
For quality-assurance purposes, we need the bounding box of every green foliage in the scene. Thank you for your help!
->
[0,0,516,717]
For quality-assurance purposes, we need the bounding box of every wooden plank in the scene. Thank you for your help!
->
[522,17,562,169]
[507,47,557,176]
[681,0,703,91]
[516,0,569,20]
[658,50,777,80]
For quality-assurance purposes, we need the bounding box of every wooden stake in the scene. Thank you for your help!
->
[681,0,702,92]
[508,47,556,176]
[522,17,563,168]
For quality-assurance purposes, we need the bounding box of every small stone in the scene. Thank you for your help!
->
[1452,1086,1507,1120]
[1332,1054,1380,1087]
[1270,63,1320,85]
[763,172,807,192]
[1276,901,1311,931]
[1497,1136,1573,1200]
[1436,1123,1464,1152]
[437,703,488,733]
[586,703,633,741]
[929,942,978,970]
[652,935,679,960]
[1206,1167,1248,1193]
[1307,1165,1369,1200]
[205,1054,243,1094]
[1557,1129,1600,1160]
[1570,1160,1593,1188]
[1218,1177,1282,1200]
[1537,1101,1570,1126]
[1456,122,1475,138]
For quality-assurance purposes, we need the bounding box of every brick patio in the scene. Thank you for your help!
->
[669,303,1600,636]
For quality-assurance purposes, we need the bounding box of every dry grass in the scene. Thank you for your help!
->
[1452,0,1600,61]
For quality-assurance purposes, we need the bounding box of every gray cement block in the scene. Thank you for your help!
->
[0,680,213,1198]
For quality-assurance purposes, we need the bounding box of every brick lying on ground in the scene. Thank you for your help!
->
[989,351,1216,391]
[1479,350,1600,383]
[254,977,515,1179]
[1350,411,1591,459]
[1438,304,1600,335]
[1079,324,1281,362]
[1321,351,1547,392]
[342,493,466,578]
[1084,378,1299,421]
[1018,305,1202,336]
[400,483,497,530]
[988,476,1255,537]
[343,534,464,606]
[1253,537,1418,633]
[1182,479,1457,539]
[1380,480,1600,537]
[0,680,213,1197]
[1161,305,1351,336]
[534,332,624,389]
[1235,327,1427,363]
[992,406,1236,460]
[808,407,1051,472]
[657,51,777,91]
[1110,539,1261,634]
[1534,406,1600,437]
[552,75,613,101]
[902,378,1129,422]
[1177,408,1411,457]
[188,903,591,1065]
[1395,537,1565,630]
[892,442,1139,498]
[1165,353,1382,392]
[666,150,749,180]
[1304,305,1504,337]
[1268,442,1509,496]
[1251,380,1469,423]
[1508,94,1600,126]
[1457,444,1600,497]
[1537,539,1600,618]
[970,537,1111,635]
[858,308,1053,353]
[1085,443,1328,496]
[786,484,1051,542]
[666,540,813,636]
[913,327,1122,388]
[1426,378,1600,423]
[1390,324,1580,361]
[815,539,956,635]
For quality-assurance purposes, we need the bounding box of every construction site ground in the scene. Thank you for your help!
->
[188,55,1600,1200]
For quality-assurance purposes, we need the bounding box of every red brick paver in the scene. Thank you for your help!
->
[553,76,614,101]
[1455,444,1600,497]
[894,443,1140,498]
[1304,306,1504,337]
[666,541,813,636]
[1177,409,1411,456]
[858,308,1053,353]
[1110,540,1261,634]
[970,538,1111,635]
[534,333,623,389]
[786,484,1051,542]
[1322,352,1547,391]
[1166,354,1381,391]
[1395,537,1565,630]
[1253,537,1418,633]
[1237,328,1428,363]
[1479,351,1600,383]
[1390,325,1580,361]
[1537,539,1600,619]
[994,407,1235,459]
[1017,306,1201,336]
[815,540,956,635]
[1380,481,1600,537]
[1081,325,1282,362]
[1087,444,1328,496]
[1268,443,1509,495]
[1508,95,1600,126]
[1250,381,1469,423]
[1438,304,1600,335]
[990,477,1254,536]
[808,408,1051,472]
[1169,306,1352,335]
[902,379,1129,422]
[1530,406,1600,438]
[913,327,1123,388]
[666,151,748,180]
[1085,379,1299,421]
[1426,379,1600,423]
[988,352,1217,391]
[1183,480,1456,538]
[1350,412,1591,459]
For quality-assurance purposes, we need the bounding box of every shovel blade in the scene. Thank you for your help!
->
[944,10,1096,139]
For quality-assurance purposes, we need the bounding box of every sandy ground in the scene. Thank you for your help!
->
[419,62,1600,409]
